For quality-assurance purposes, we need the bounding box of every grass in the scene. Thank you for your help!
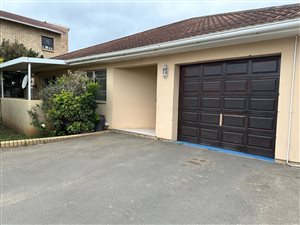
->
[0,123,28,142]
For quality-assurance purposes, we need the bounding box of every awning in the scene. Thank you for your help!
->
[0,57,68,72]
[0,57,68,100]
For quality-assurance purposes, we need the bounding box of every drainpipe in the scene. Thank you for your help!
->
[28,63,31,101]
[286,35,300,168]
[0,70,3,98]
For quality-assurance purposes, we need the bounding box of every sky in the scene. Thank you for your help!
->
[1,0,299,52]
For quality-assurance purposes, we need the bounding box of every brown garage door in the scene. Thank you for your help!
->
[178,56,280,158]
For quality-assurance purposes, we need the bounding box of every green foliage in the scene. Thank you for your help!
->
[27,105,47,136]
[86,82,101,98]
[0,39,41,62]
[39,70,94,112]
[32,70,100,136]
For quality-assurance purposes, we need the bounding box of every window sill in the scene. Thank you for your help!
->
[96,100,106,104]
[42,48,54,52]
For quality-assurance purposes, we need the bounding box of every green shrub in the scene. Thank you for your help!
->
[39,70,93,112]
[29,70,100,136]
[47,90,98,135]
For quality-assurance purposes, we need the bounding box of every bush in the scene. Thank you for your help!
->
[47,90,99,135]
[40,70,93,112]
[29,70,100,136]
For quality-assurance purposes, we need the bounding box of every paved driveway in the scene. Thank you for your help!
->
[1,132,299,224]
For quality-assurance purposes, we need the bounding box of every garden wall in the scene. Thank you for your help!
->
[1,98,43,136]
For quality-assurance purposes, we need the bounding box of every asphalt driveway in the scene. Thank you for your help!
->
[1,132,299,224]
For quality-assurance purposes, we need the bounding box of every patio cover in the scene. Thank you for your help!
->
[0,57,68,100]
[0,57,67,72]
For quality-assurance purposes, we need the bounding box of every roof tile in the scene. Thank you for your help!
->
[55,4,300,60]
[0,10,68,33]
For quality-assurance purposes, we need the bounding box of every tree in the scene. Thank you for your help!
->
[0,39,41,62]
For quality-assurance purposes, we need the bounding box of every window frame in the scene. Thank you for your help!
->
[86,69,107,103]
[41,36,54,51]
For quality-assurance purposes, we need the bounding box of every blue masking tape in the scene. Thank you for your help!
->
[176,141,274,163]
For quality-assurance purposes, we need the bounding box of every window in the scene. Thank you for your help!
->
[41,36,54,50]
[87,70,107,102]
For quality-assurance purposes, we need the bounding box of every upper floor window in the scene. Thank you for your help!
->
[87,70,107,102]
[41,36,54,50]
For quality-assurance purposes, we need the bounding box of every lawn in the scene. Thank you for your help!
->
[0,123,27,142]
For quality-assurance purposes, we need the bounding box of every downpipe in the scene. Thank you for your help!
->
[286,35,300,168]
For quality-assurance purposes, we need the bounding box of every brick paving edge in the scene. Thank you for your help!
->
[0,130,110,148]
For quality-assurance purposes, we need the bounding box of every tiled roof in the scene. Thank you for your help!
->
[55,4,300,60]
[0,10,69,34]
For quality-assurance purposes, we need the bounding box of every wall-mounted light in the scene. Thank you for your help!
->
[162,64,168,79]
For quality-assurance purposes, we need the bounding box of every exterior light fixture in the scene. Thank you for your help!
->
[162,64,168,79]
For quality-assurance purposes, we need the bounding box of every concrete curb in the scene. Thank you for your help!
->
[111,129,157,140]
[0,130,110,148]
[110,129,172,143]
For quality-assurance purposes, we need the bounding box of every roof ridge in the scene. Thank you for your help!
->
[190,3,300,19]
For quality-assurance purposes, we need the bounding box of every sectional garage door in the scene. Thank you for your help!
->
[178,56,280,158]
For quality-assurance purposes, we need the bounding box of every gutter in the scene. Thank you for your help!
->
[66,19,300,65]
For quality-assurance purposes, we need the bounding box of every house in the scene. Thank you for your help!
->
[0,10,69,58]
[0,4,299,164]
[0,10,69,117]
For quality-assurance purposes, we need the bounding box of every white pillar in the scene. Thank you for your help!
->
[0,70,3,98]
[28,63,31,100]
